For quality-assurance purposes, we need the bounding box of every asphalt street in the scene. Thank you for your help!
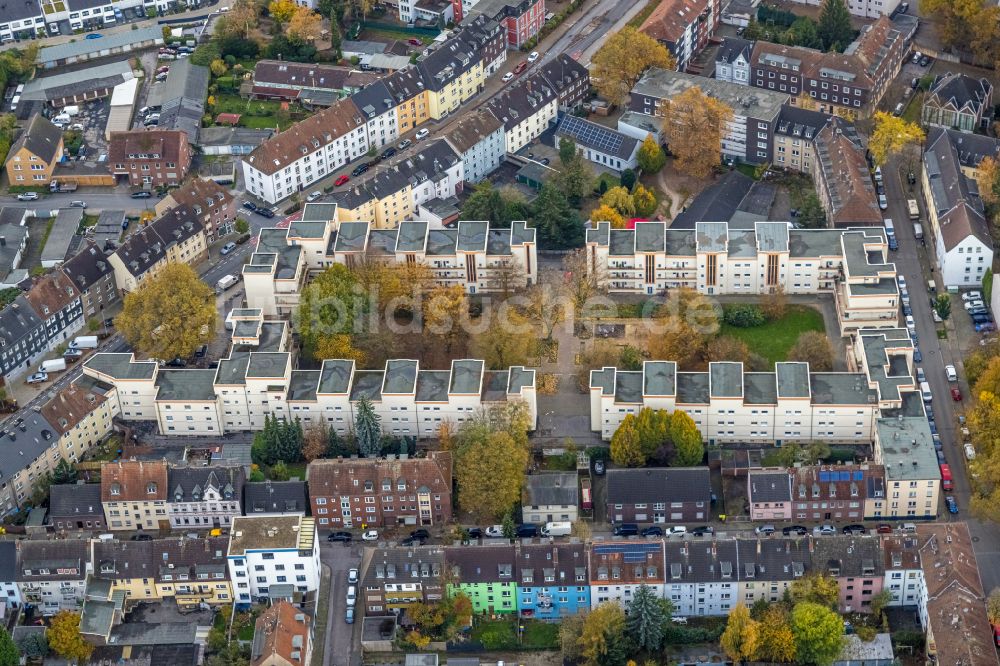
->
[320,541,364,666]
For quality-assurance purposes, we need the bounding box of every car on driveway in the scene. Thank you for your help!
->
[361,530,379,541]
[502,72,514,82]
[952,387,962,401]
[407,38,422,46]
[593,459,606,475]
[131,533,153,541]
[335,174,349,186]
[410,529,430,540]
[963,291,983,302]
[26,372,48,384]
[965,300,985,311]
[16,192,38,201]
[220,242,237,255]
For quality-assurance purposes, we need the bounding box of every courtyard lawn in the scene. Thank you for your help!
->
[470,618,560,650]
[719,305,824,366]
[212,94,299,131]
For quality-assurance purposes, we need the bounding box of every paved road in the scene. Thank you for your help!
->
[319,541,363,666]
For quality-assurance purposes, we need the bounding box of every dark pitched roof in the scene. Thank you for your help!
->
[484,72,558,131]
[168,465,244,503]
[606,467,711,504]
[516,543,587,586]
[0,0,42,21]
[535,53,589,99]
[446,545,517,584]
[717,37,753,65]
[523,472,578,507]
[748,471,792,503]
[49,484,104,518]
[671,171,755,228]
[774,105,830,140]
[243,480,307,514]
[0,294,43,344]
[0,542,16,582]
[363,546,445,588]
[923,127,992,249]
[926,73,992,115]
[11,114,63,164]
[60,241,114,293]
[16,539,88,581]
[812,535,884,577]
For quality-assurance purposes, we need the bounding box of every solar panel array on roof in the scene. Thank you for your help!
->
[593,542,661,563]
[560,115,624,155]
[817,471,865,481]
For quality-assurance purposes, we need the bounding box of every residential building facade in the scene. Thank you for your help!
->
[921,73,993,133]
[444,108,506,184]
[361,546,445,616]
[446,545,518,615]
[107,205,208,294]
[227,515,321,605]
[306,453,453,529]
[108,130,192,187]
[812,117,882,226]
[605,468,711,524]
[100,460,169,532]
[59,241,119,320]
[522,472,579,524]
[250,602,312,666]
[484,72,558,154]
[167,464,245,529]
[5,114,63,186]
[516,543,589,619]
[16,540,89,614]
[639,0,720,71]
[155,178,237,241]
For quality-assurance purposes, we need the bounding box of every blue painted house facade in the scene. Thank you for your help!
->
[516,543,590,620]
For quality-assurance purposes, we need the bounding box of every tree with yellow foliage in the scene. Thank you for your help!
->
[116,263,217,361]
[423,284,468,355]
[268,0,297,22]
[661,86,734,178]
[601,186,637,217]
[721,604,760,663]
[610,413,645,467]
[590,203,625,229]
[975,155,1000,207]
[286,6,324,41]
[755,605,797,663]
[209,59,228,77]
[47,612,92,663]
[632,184,658,217]
[577,603,627,666]
[591,27,676,106]
[868,111,925,166]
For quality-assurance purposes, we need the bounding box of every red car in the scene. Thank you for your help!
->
[408,38,422,46]
[334,174,349,186]
[513,61,528,74]
[952,387,962,401]
[876,523,892,534]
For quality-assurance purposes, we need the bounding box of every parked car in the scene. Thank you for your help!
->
[945,495,958,514]
[131,533,154,541]
[516,524,538,538]
[919,55,931,66]
[306,191,323,202]
[513,61,527,74]
[876,524,893,534]
[962,291,983,302]
[814,524,836,536]
[782,525,808,536]
[220,242,237,255]
[345,608,355,624]
[965,300,985,311]
[255,207,276,219]
[965,443,976,460]
[914,347,922,362]
[640,526,663,537]
[335,174,349,186]
[952,387,963,401]
[397,139,412,150]
[916,367,925,382]
[842,524,867,535]
[242,200,258,211]
[527,51,539,62]
[361,530,379,541]
[484,525,505,538]
[401,536,425,546]
[26,372,48,384]
[16,192,38,201]
[502,72,514,82]
[346,586,356,606]
[407,38,422,45]
[690,526,715,536]
[667,525,687,537]
[327,531,352,542]
[63,348,83,359]
[415,128,429,140]
[380,147,397,160]
[130,191,152,199]
[755,525,775,536]
[410,529,430,540]
[593,459,606,475]
[352,163,370,177]
[613,523,639,536]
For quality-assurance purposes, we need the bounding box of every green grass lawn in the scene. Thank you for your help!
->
[719,305,824,366]
[470,619,559,650]
[212,94,298,131]
[901,92,923,124]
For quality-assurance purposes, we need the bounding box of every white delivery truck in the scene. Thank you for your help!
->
[70,335,99,349]
[913,223,923,240]
[39,358,67,373]
[216,274,238,292]
[540,521,572,537]
[907,199,919,220]
[63,105,80,116]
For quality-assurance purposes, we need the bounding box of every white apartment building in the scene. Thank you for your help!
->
[785,0,900,19]
[350,80,400,150]
[484,72,558,154]
[227,516,321,605]
[590,360,879,444]
[81,316,538,438]
[921,128,996,289]
[445,107,508,184]
[585,221,899,335]
[16,540,90,615]
[714,37,752,86]
[167,465,245,529]
[243,206,537,317]
[588,541,666,610]
[881,535,923,608]
[242,97,370,204]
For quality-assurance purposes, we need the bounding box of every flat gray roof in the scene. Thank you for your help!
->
[810,373,877,405]
[156,369,217,401]
[710,362,744,398]
[643,361,676,396]
[39,26,163,63]
[85,353,157,380]
[877,415,938,481]
[450,359,483,394]
[632,67,789,121]
[776,362,811,398]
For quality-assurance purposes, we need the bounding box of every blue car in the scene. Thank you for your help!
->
[945,496,958,514]
[85,33,103,39]
[914,347,923,362]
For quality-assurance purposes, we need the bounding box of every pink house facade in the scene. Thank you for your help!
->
[747,471,793,520]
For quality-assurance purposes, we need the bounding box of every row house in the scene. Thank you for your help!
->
[771,105,830,174]
[589,540,666,609]
[920,127,996,289]
[444,108,507,184]
[522,472,578,524]
[462,0,544,49]
[90,536,232,608]
[306,453,453,529]
[639,0,720,72]
[362,546,446,616]
[50,484,105,531]
[880,534,922,608]
[243,19,506,205]
[714,37,752,86]
[446,545,519,614]
[516,543,589,619]
[101,460,169,532]
[40,382,118,467]
[227,515,321,606]
[0,544,19,610]
[155,178,237,242]
[16,540,89,615]
[107,205,208,295]
[244,481,308,517]
[0,0,44,42]
[748,465,886,522]
[59,241,119,320]
[241,97,369,205]
[82,338,538,438]
[812,117,882,227]
[250,60,381,105]
[108,130,191,188]
[629,67,788,165]
[584,221,898,334]
[590,360,879,443]
[330,140,465,228]
[606,468,711,525]
[743,17,907,117]
[813,536,884,613]
[484,72,558,153]
[250,602,313,666]
[167,464,245,529]
[663,539,742,616]
[0,270,84,381]
[535,53,590,111]
[785,0,901,18]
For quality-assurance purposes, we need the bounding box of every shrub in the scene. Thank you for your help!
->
[723,304,766,328]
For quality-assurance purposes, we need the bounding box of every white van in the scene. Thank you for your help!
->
[920,381,932,402]
[346,586,356,607]
[541,521,572,537]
